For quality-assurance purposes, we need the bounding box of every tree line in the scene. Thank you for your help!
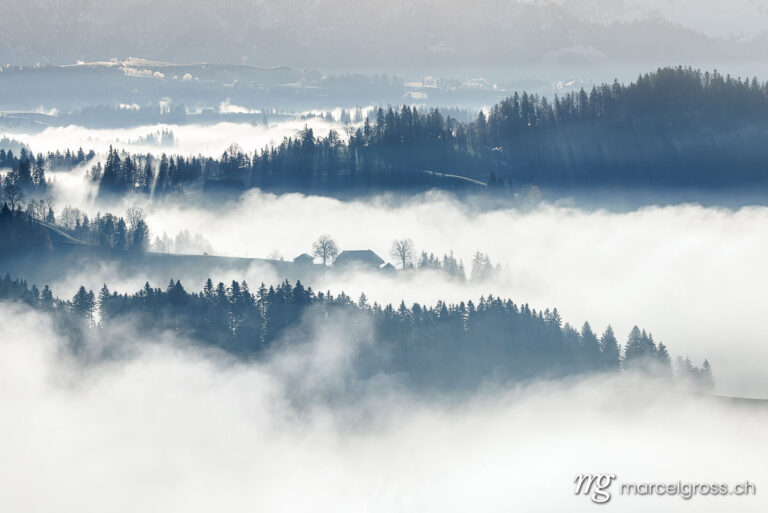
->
[85,66,768,196]
[0,274,714,392]
[0,202,151,257]
[6,67,768,199]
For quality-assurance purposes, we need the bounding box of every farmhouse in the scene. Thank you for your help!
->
[293,253,314,265]
[333,249,385,269]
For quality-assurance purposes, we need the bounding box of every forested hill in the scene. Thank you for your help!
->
[0,274,714,392]
[4,67,768,199]
[95,67,768,196]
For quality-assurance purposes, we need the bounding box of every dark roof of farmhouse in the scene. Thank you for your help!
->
[334,250,385,266]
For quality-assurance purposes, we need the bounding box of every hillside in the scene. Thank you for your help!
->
[0,212,328,288]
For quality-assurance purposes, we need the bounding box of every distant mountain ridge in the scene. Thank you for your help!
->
[0,0,765,68]
[556,0,768,39]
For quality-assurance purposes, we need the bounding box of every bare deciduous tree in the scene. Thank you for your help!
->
[267,248,283,261]
[126,206,145,230]
[2,176,24,211]
[312,234,339,265]
[25,198,47,221]
[60,205,83,229]
[44,193,55,213]
[391,238,415,269]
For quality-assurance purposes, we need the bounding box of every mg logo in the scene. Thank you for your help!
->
[574,474,617,504]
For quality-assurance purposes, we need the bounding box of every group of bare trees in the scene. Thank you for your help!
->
[151,229,213,255]
[389,241,496,281]
[55,204,151,251]
[23,195,56,223]
[2,174,57,226]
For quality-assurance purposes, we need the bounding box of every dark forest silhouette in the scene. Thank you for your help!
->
[0,273,714,392]
[4,67,768,200]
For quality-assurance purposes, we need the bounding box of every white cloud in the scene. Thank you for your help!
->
[34,183,768,397]
[3,119,347,158]
[218,98,260,115]
[0,303,765,513]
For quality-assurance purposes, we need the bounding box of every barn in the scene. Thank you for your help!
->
[333,250,385,269]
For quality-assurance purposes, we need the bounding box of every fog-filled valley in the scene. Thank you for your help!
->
[2,2,768,510]
[2,303,766,512]
[3,180,766,396]
[7,67,768,203]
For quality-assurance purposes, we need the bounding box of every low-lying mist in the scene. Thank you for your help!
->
[0,303,765,512]
[39,181,768,398]
[4,117,348,157]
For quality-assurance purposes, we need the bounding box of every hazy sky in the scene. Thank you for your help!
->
[1,0,765,69]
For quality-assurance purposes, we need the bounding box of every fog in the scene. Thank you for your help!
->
[34,174,768,398]
[4,117,349,157]
[1,303,765,512]
[3,0,766,509]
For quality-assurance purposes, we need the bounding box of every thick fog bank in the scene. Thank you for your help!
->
[37,187,768,397]
[0,304,765,512]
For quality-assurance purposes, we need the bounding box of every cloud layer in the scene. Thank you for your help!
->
[5,118,348,158]
[0,303,765,512]
[36,185,768,397]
